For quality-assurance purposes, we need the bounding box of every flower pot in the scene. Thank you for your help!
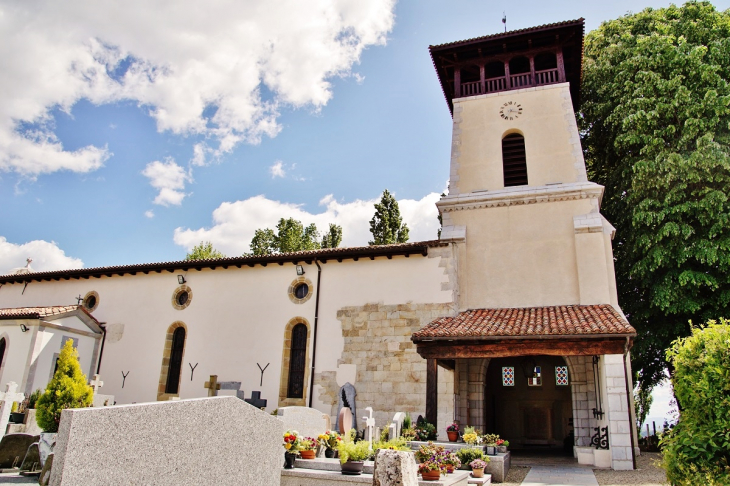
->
[447,431,458,442]
[325,448,335,459]
[9,412,25,424]
[485,446,496,456]
[421,470,441,481]
[497,445,507,453]
[446,464,455,473]
[472,468,484,478]
[283,452,297,469]
[341,460,364,475]
[300,449,316,459]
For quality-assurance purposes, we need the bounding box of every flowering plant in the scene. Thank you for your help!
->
[442,452,461,468]
[415,442,445,463]
[462,433,482,445]
[300,437,317,451]
[418,460,446,475]
[283,430,302,453]
[470,459,487,470]
[318,430,342,449]
[446,422,460,432]
[495,439,505,446]
[482,433,500,446]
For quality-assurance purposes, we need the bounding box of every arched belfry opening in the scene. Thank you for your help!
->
[502,133,528,187]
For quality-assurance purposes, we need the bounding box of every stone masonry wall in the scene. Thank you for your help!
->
[315,302,455,436]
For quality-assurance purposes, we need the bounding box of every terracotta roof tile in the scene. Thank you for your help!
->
[412,305,635,341]
[0,305,99,325]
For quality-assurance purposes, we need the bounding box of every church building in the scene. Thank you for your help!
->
[0,19,638,470]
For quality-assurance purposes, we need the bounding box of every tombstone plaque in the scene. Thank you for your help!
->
[335,382,356,432]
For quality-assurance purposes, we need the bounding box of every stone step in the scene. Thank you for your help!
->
[467,474,492,485]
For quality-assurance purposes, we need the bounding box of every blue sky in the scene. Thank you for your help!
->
[2,0,729,274]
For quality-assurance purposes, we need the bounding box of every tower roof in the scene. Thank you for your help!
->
[429,19,585,114]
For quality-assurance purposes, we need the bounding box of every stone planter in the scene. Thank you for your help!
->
[485,446,496,456]
[341,460,364,475]
[497,445,507,453]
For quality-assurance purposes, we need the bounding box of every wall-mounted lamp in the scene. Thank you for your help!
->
[19,324,29,333]
[296,265,305,276]
[177,275,186,285]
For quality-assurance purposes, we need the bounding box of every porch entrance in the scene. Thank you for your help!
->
[484,356,572,453]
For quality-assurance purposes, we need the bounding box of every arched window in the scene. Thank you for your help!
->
[502,133,528,187]
[287,324,307,398]
[165,327,185,394]
[0,338,6,373]
[157,322,187,399]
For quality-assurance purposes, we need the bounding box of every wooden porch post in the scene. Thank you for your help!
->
[529,56,536,86]
[454,68,461,98]
[426,358,438,426]
[479,64,485,95]
[556,49,566,83]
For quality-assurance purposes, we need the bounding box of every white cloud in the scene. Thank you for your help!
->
[142,158,192,206]
[269,160,286,178]
[0,0,396,176]
[173,192,441,255]
[144,210,155,218]
[0,237,83,275]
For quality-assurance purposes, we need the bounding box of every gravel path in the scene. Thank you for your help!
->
[593,452,667,485]
[502,465,531,485]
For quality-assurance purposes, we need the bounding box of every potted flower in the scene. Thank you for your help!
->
[456,448,486,470]
[299,436,317,459]
[496,439,509,453]
[442,452,461,473]
[446,422,460,442]
[415,442,445,463]
[483,433,500,455]
[283,430,303,468]
[470,458,488,478]
[337,439,371,475]
[318,430,341,458]
[462,432,482,445]
[418,459,446,481]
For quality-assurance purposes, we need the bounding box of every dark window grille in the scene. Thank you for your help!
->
[287,324,307,398]
[502,133,528,187]
[165,327,186,394]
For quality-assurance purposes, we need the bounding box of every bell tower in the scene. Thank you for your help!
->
[432,20,621,312]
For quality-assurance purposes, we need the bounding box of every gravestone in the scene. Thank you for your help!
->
[362,407,375,447]
[391,412,406,439]
[0,382,25,436]
[38,453,53,486]
[335,382,356,432]
[0,433,39,468]
[276,406,329,439]
[244,391,267,410]
[338,407,352,435]
[204,375,222,397]
[49,396,282,485]
[372,449,419,486]
[19,441,40,471]
[88,374,114,407]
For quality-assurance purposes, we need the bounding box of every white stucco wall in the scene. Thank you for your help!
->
[0,325,32,389]
[0,252,453,411]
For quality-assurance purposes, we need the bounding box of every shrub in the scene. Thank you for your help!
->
[36,340,93,432]
[27,389,42,409]
[456,447,486,466]
[660,319,730,485]
[337,439,371,464]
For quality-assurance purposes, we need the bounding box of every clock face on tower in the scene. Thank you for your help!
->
[499,101,523,120]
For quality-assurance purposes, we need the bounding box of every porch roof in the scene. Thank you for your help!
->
[0,305,102,332]
[412,304,635,342]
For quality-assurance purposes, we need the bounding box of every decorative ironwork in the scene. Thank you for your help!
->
[189,362,198,381]
[502,367,515,386]
[121,370,129,388]
[287,323,307,398]
[592,356,605,419]
[556,366,569,385]
[591,426,609,450]
[257,362,270,386]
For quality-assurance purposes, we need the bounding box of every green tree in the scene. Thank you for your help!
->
[321,224,343,248]
[369,189,409,245]
[248,218,340,255]
[580,1,730,391]
[633,383,653,431]
[36,340,93,432]
[660,319,730,485]
[185,241,225,260]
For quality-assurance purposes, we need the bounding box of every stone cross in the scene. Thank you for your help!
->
[0,383,25,437]
[244,391,267,410]
[363,406,375,450]
[204,375,221,397]
[89,374,104,392]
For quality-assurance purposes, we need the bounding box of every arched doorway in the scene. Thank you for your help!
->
[484,356,572,452]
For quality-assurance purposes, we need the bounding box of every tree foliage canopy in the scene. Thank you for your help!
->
[248,218,342,255]
[185,241,225,260]
[580,1,730,390]
[660,319,730,485]
[369,189,409,246]
[36,340,93,432]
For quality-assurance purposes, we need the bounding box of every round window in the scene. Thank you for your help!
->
[172,285,193,310]
[82,291,100,312]
[294,283,309,299]
[176,291,189,306]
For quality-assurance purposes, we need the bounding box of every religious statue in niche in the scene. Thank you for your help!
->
[335,382,356,434]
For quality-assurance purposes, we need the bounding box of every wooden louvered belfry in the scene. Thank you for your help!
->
[502,133,528,187]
